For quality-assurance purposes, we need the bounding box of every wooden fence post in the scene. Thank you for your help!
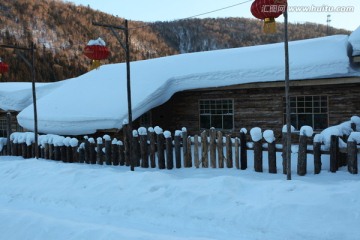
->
[84,137,90,164]
[104,135,112,165]
[22,143,27,159]
[164,131,173,170]
[49,143,54,160]
[251,128,263,173]
[139,128,149,168]
[226,134,233,168]
[174,131,182,168]
[148,128,156,168]
[313,141,322,174]
[123,124,130,166]
[194,135,200,168]
[60,146,66,162]
[96,137,103,165]
[240,131,247,170]
[54,145,60,161]
[210,128,216,168]
[253,140,263,172]
[78,145,85,163]
[297,135,308,176]
[330,135,339,173]
[156,128,165,169]
[282,132,288,174]
[111,139,119,166]
[182,128,188,167]
[347,140,358,174]
[235,138,240,169]
[201,130,208,168]
[44,143,49,159]
[132,130,140,167]
[26,143,33,159]
[89,138,96,164]
[217,131,224,168]
[11,140,17,156]
[119,141,125,166]
[268,142,277,174]
[186,137,192,168]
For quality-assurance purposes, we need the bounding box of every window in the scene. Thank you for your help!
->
[283,96,328,130]
[199,99,234,130]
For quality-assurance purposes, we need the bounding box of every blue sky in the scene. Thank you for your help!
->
[66,0,360,31]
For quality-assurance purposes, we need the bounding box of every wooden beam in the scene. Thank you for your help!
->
[189,77,360,91]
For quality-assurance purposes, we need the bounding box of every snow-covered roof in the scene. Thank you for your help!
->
[1,33,360,135]
[0,81,65,112]
[349,26,360,56]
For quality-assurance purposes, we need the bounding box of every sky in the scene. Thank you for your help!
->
[65,0,360,31]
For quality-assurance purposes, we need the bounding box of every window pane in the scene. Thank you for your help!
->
[211,115,222,129]
[298,114,313,129]
[223,115,233,129]
[314,114,328,130]
[200,115,211,129]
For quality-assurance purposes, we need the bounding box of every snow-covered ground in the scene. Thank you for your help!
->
[0,153,359,240]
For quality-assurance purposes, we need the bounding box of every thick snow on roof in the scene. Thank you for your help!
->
[15,35,358,135]
[349,26,360,56]
[0,82,65,111]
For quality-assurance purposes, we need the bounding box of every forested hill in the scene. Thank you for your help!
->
[0,0,351,82]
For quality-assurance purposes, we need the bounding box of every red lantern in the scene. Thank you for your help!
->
[0,59,9,77]
[251,0,287,34]
[83,38,110,70]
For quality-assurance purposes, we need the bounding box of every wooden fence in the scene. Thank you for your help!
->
[0,126,359,175]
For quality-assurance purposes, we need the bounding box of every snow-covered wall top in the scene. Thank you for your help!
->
[11,35,359,135]
[349,26,360,56]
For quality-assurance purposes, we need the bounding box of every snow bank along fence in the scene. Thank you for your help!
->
[1,117,360,175]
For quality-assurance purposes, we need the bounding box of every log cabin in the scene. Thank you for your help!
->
[1,26,360,137]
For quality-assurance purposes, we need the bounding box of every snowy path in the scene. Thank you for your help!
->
[0,156,359,240]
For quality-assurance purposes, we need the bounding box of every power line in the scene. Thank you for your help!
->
[130,0,253,30]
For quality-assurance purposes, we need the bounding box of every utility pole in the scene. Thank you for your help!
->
[0,43,39,159]
[92,20,135,171]
[284,7,291,180]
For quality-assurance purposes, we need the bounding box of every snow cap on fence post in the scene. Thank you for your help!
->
[313,134,322,143]
[300,126,314,137]
[112,138,118,144]
[175,130,182,137]
[164,130,171,138]
[348,132,360,143]
[70,138,79,147]
[138,127,147,136]
[154,126,163,134]
[250,127,262,142]
[103,135,111,141]
[122,119,128,125]
[282,125,295,133]
[240,128,247,134]
[182,127,187,132]
[63,137,71,147]
[132,130,138,137]
[351,116,360,131]
[263,130,275,143]
[97,137,103,144]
